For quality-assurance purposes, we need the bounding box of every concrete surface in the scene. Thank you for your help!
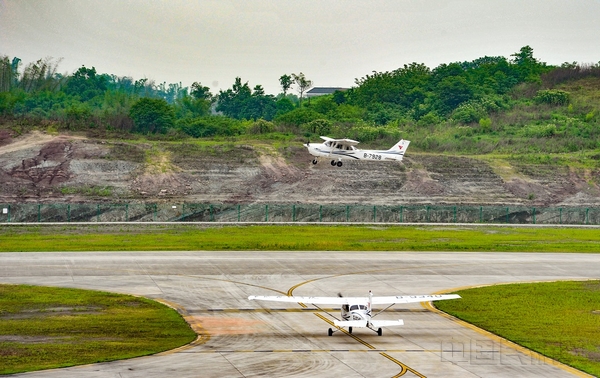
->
[1,251,598,377]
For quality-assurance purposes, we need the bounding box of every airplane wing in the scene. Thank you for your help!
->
[248,294,460,305]
[319,136,360,145]
[371,294,461,304]
[370,319,404,327]
[248,295,351,305]
[334,320,368,328]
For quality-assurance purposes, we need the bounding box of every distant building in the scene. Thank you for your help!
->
[306,87,348,97]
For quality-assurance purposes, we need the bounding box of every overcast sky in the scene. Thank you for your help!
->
[2,0,600,95]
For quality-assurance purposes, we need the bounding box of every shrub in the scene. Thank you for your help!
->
[273,107,322,126]
[479,117,492,132]
[533,89,570,106]
[247,119,275,134]
[452,102,485,124]
[302,119,331,135]
[176,116,244,138]
[129,98,175,134]
[519,124,557,138]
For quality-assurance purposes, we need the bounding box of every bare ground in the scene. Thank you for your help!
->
[1,130,600,206]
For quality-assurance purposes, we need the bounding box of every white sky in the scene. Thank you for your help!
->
[1,0,600,95]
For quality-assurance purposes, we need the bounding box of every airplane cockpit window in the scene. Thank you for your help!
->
[350,305,358,311]
[324,141,331,147]
[359,305,367,310]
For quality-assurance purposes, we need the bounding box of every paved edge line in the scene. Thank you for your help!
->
[424,283,595,378]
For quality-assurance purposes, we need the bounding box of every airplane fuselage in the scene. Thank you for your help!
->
[306,144,397,161]
[304,137,410,167]
[342,303,371,321]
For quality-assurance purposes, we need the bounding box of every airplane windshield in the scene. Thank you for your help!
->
[350,304,367,311]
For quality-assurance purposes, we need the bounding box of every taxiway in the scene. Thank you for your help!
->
[1,251,597,377]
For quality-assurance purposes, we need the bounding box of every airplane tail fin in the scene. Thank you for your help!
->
[388,139,410,155]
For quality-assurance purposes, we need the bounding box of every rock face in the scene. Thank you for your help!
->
[1,131,600,207]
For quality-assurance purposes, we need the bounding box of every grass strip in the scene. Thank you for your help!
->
[435,281,600,376]
[1,224,600,252]
[0,284,197,374]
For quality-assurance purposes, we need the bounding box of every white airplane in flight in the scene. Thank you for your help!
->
[248,291,459,336]
[303,137,410,167]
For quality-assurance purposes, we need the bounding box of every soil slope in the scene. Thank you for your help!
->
[1,131,600,207]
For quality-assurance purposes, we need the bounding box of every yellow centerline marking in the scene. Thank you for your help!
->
[289,276,426,377]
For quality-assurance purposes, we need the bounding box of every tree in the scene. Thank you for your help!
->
[279,74,293,95]
[65,66,107,101]
[216,78,277,120]
[436,75,474,112]
[190,81,213,101]
[216,77,252,119]
[292,72,312,105]
[510,45,546,82]
[129,97,175,134]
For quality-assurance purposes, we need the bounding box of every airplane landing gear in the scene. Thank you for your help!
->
[377,328,382,336]
[328,328,333,336]
[336,161,343,167]
[330,160,336,166]
[312,159,318,165]
[331,160,343,167]
[348,326,353,334]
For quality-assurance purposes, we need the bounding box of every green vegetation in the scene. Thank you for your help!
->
[0,284,197,374]
[2,224,600,252]
[2,47,600,163]
[59,185,113,196]
[435,281,600,376]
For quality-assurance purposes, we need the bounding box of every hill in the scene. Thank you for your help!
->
[1,129,599,208]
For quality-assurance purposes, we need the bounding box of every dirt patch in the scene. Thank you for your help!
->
[191,316,268,335]
[0,129,13,147]
[8,138,73,185]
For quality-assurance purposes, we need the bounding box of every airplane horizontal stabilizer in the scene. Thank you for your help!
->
[370,319,404,327]
[334,320,368,328]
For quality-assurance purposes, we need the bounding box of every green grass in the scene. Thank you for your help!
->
[2,224,600,252]
[0,284,197,374]
[436,281,600,376]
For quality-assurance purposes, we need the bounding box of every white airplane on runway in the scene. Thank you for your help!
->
[248,291,459,336]
[304,137,410,167]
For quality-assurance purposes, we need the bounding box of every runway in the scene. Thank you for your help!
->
[1,251,597,377]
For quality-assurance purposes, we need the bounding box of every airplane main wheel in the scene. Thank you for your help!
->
[377,328,382,336]
[348,326,353,334]
[336,161,343,167]
[330,160,336,166]
[328,328,333,336]
[312,159,318,165]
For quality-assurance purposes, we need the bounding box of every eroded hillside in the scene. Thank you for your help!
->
[1,131,600,206]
